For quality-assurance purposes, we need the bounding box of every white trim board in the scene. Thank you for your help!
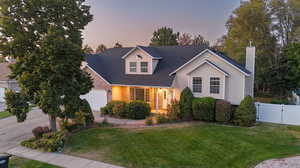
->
[85,65,111,85]
[186,60,229,77]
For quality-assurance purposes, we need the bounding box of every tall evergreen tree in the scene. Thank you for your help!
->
[150,27,179,46]
[224,0,277,92]
[0,0,93,131]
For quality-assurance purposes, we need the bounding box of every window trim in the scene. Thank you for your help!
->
[210,77,220,94]
[129,62,137,72]
[130,87,150,102]
[192,77,202,93]
[140,62,148,73]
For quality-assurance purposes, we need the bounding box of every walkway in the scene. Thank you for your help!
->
[7,146,124,168]
[255,156,300,168]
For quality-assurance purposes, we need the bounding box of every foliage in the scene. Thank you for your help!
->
[95,44,107,54]
[32,126,51,139]
[4,89,29,122]
[178,33,193,46]
[192,97,216,121]
[21,131,66,152]
[0,0,93,131]
[79,99,94,126]
[126,101,151,120]
[114,42,123,48]
[112,101,127,118]
[233,96,257,127]
[166,99,181,121]
[65,124,300,168]
[285,43,300,91]
[0,111,12,119]
[155,114,171,124]
[150,27,179,46]
[145,116,154,126]
[215,100,232,122]
[83,45,94,54]
[192,34,210,46]
[179,87,194,120]
[101,106,109,115]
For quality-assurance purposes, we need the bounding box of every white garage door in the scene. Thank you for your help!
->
[0,88,5,102]
[81,89,107,111]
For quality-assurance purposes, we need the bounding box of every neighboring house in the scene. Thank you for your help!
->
[82,45,255,112]
[0,63,19,102]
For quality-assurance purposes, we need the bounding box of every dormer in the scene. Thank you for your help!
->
[122,46,162,75]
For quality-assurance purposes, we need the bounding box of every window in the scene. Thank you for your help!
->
[210,77,220,94]
[129,62,137,72]
[192,77,202,93]
[141,62,148,73]
[129,88,150,102]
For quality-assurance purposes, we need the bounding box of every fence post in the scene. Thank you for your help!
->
[281,104,284,124]
[256,103,260,121]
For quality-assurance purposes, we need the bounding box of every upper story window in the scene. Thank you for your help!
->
[129,62,137,72]
[210,77,220,94]
[141,62,148,73]
[192,77,202,93]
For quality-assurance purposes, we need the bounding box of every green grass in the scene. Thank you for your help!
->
[64,123,300,168]
[0,111,12,119]
[9,157,60,168]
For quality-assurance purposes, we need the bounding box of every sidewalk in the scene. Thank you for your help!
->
[7,146,124,168]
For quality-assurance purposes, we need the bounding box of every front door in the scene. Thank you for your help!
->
[158,89,168,109]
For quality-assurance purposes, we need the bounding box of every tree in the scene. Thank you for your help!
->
[223,0,277,93]
[150,27,179,46]
[192,34,210,46]
[114,42,123,48]
[95,44,107,54]
[179,87,194,120]
[178,33,192,46]
[83,45,94,54]
[285,43,300,91]
[0,0,93,131]
[233,96,256,127]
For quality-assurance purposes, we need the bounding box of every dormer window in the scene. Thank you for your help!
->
[141,62,148,73]
[129,62,137,72]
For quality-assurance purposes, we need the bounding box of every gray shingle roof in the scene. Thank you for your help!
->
[86,45,249,87]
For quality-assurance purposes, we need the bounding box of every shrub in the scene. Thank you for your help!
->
[21,131,66,152]
[156,114,170,124]
[215,100,232,122]
[166,99,181,121]
[112,101,127,118]
[145,116,154,125]
[100,106,109,115]
[80,99,94,126]
[192,97,216,121]
[126,101,151,119]
[32,126,50,139]
[179,87,194,120]
[233,96,257,127]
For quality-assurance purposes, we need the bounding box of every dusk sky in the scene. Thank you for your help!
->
[83,0,241,49]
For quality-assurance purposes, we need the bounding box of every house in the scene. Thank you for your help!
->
[82,45,255,112]
[0,63,19,102]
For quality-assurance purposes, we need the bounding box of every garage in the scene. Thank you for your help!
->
[81,89,107,111]
[0,88,5,102]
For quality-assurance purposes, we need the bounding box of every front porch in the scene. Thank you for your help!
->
[111,85,175,113]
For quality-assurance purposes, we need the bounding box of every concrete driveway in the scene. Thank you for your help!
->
[0,109,48,153]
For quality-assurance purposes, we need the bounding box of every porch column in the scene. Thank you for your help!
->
[155,88,159,113]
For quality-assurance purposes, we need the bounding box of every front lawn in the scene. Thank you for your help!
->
[64,123,300,168]
[0,111,12,119]
[9,157,60,168]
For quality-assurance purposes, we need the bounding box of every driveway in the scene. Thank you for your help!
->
[0,108,48,153]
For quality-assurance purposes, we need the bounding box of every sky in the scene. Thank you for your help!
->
[82,0,241,49]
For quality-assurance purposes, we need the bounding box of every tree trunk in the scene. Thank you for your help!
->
[49,115,57,132]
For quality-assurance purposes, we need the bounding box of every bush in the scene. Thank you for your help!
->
[126,101,151,119]
[179,87,194,120]
[215,100,232,122]
[192,97,216,121]
[156,114,170,124]
[32,126,50,139]
[100,106,109,115]
[112,101,127,118]
[166,99,181,121]
[145,116,154,125]
[233,96,257,127]
[80,99,94,126]
[21,131,66,152]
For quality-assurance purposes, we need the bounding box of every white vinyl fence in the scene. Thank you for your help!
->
[256,102,300,125]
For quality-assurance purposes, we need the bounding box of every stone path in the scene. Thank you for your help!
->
[255,156,300,168]
[7,146,124,168]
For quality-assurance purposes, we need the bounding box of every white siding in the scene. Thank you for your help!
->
[125,49,153,75]
[81,89,107,111]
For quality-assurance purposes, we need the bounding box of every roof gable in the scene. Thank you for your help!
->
[187,60,229,76]
[122,46,162,59]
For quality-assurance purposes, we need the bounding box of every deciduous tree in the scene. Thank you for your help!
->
[114,42,123,48]
[192,34,210,47]
[178,33,192,46]
[95,44,107,54]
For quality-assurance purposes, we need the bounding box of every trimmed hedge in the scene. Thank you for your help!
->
[215,100,232,122]
[179,87,194,120]
[101,101,126,116]
[192,97,216,121]
[126,101,151,119]
[233,96,256,127]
